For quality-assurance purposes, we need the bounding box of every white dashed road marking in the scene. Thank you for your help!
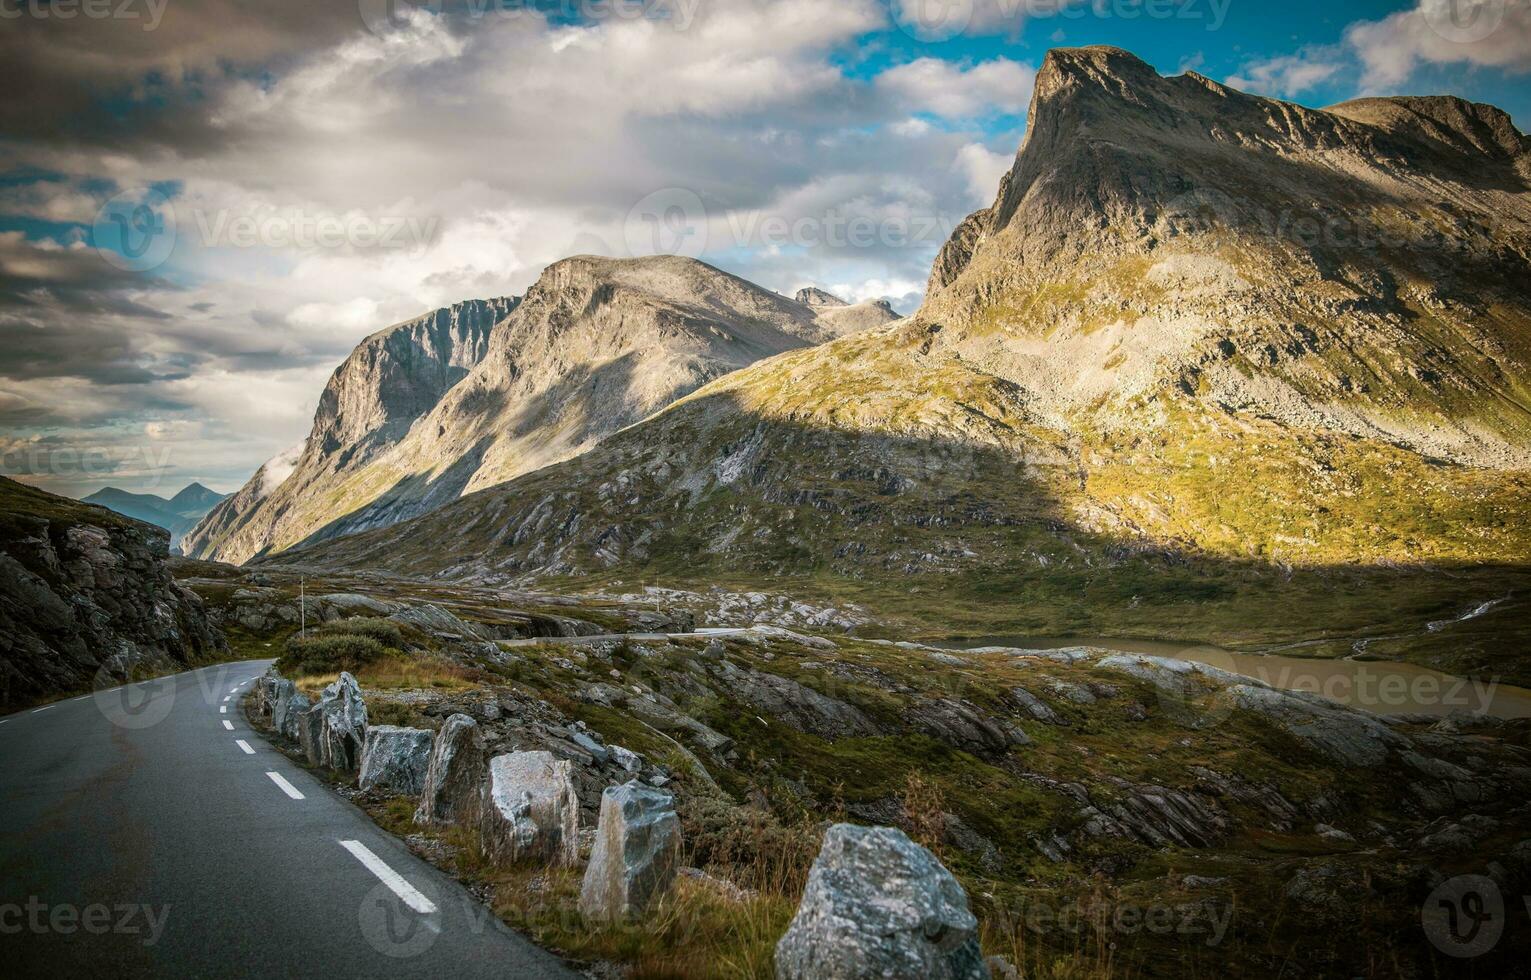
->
[222,720,234,731]
[266,772,305,800]
[236,740,255,755]
[219,707,227,714]
[32,705,55,714]
[339,840,438,914]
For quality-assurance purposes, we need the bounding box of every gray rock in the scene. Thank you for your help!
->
[1007,686,1065,724]
[359,725,433,795]
[414,714,488,826]
[579,781,681,921]
[570,730,610,764]
[713,661,877,740]
[775,824,988,980]
[316,671,368,771]
[273,688,311,742]
[610,745,644,773]
[297,704,326,766]
[910,699,1027,755]
[1230,684,1408,767]
[389,603,491,641]
[481,750,580,866]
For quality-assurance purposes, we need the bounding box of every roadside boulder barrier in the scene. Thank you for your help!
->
[415,713,488,826]
[298,703,326,766]
[775,824,990,980]
[359,725,434,795]
[273,687,311,742]
[579,780,680,921]
[317,671,369,771]
[481,750,581,866]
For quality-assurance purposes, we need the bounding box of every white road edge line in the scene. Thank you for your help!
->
[32,705,55,714]
[222,720,234,731]
[229,685,242,694]
[339,840,438,914]
[265,771,305,800]
[236,739,255,755]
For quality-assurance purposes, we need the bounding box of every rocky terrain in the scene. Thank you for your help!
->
[0,477,224,709]
[219,578,1531,976]
[187,258,897,566]
[82,482,227,552]
[269,48,1531,681]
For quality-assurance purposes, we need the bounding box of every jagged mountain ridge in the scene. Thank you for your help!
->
[276,47,1531,588]
[188,255,896,564]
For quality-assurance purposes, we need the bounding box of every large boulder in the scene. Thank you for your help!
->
[297,704,326,766]
[317,671,368,771]
[414,714,488,826]
[579,781,680,921]
[273,688,311,742]
[359,725,434,795]
[481,750,580,866]
[775,824,989,980]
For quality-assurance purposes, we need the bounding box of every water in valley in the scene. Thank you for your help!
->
[935,635,1531,720]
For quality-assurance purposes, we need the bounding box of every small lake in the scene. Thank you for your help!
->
[934,635,1531,720]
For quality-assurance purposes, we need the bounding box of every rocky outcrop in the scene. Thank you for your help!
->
[316,671,369,771]
[359,725,434,794]
[480,750,580,866]
[415,713,489,826]
[0,477,224,710]
[579,781,680,921]
[775,824,989,980]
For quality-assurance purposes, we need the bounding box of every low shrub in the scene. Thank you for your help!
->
[316,616,404,648]
[278,633,388,676]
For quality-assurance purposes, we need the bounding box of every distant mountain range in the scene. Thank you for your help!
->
[81,483,228,553]
[183,262,899,564]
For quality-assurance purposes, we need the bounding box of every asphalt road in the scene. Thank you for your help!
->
[0,660,576,978]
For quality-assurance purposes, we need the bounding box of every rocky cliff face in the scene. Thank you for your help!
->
[0,477,224,709]
[184,298,514,563]
[279,47,1530,594]
[190,256,880,565]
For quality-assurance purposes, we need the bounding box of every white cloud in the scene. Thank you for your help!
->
[954,143,1014,207]
[876,57,1036,118]
[0,0,1046,494]
[1227,46,1346,98]
[1346,0,1531,91]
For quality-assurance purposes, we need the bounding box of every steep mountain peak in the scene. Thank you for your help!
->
[795,286,848,308]
[169,482,222,509]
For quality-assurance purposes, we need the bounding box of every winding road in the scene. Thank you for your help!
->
[0,660,576,978]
